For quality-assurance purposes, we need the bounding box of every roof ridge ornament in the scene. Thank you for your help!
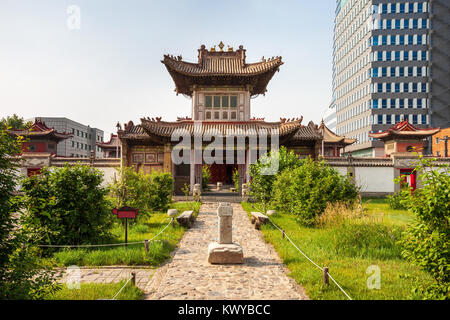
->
[218,41,225,52]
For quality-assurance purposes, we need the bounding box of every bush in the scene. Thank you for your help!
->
[272,158,359,226]
[21,164,114,247]
[249,147,302,211]
[0,125,59,299]
[233,168,239,193]
[202,165,211,190]
[109,167,173,213]
[399,157,449,299]
[387,187,409,210]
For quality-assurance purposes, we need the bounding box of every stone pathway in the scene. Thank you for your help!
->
[59,203,308,300]
[144,203,308,300]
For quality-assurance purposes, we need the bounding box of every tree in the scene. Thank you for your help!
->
[0,126,58,299]
[20,164,114,247]
[248,147,302,212]
[109,166,173,214]
[272,158,359,226]
[399,157,449,299]
[0,114,32,130]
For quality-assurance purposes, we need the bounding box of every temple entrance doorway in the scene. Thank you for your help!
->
[209,163,237,185]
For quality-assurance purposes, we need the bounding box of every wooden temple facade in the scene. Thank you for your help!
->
[118,43,354,194]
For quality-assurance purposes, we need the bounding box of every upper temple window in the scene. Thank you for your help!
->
[205,95,238,108]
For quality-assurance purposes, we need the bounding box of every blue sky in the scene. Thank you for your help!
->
[0,0,335,136]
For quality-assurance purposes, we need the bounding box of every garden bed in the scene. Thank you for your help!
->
[46,202,200,267]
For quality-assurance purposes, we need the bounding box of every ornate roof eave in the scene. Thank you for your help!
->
[369,120,441,140]
[139,118,303,141]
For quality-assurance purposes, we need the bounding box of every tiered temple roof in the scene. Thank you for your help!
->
[369,120,440,141]
[8,119,73,142]
[162,43,283,96]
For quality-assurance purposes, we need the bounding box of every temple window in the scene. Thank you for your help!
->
[157,153,164,164]
[214,96,221,108]
[205,95,238,108]
[222,112,228,120]
[231,112,237,120]
[206,112,211,119]
[205,96,212,108]
[145,153,156,163]
[132,153,144,163]
[230,96,238,107]
[222,96,229,108]
[214,112,220,120]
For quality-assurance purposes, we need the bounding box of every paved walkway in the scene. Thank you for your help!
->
[144,203,308,300]
[60,203,308,300]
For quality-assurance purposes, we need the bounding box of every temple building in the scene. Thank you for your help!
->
[118,43,353,194]
[97,133,121,158]
[8,119,73,156]
[318,120,356,157]
[369,119,440,157]
[8,119,73,176]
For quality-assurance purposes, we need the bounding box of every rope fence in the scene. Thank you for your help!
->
[253,203,353,300]
[111,275,134,300]
[37,219,172,249]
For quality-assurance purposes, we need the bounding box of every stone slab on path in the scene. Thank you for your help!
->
[59,267,155,292]
[144,203,308,300]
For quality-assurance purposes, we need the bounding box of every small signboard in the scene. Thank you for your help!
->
[112,206,139,246]
[112,206,138,219]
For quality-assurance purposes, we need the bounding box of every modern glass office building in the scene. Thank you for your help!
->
[332,0,449,157]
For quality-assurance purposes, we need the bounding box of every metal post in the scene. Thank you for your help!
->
[282,229,285,239]
[144,239,149,253]
[131,272,136,286]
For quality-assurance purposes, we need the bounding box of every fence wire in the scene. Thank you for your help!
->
[251,203,353,300]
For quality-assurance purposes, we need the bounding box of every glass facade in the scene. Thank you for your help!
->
[332,0,431,152]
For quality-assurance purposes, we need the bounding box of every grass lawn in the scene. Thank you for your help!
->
[46,280,143,300]
[48,202,200,267]
[362,198,413,226]
[242,199,434,300]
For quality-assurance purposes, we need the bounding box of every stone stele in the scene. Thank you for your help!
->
[207,203,244,264]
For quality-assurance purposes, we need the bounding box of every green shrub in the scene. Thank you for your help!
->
[272,158,359,226]
[148,171,173,211]
[333,222,403,260]
[109,167,173,213]
[0,125,59,299]
[387,188,409,210]
[249,147,302,211]
[399,157,449,299]
[232,168,239,193]
[202,165,211,190]
[20,164,114,248]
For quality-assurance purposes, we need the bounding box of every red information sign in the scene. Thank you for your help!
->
[112,207,138,219]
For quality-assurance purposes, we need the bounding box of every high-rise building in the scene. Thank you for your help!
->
[333,0,450,157]
[27,117,104,158]
[323,99,338,132]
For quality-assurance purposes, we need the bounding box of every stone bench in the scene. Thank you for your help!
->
[176,211,195,228]
[251,212,269,230]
